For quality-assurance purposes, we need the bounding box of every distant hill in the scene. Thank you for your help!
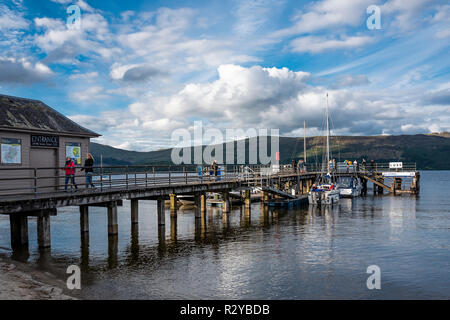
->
[91,133,450,170]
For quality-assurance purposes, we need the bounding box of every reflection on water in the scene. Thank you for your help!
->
[0,171,449,299]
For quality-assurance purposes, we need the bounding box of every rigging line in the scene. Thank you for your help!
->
[328,104,341,163]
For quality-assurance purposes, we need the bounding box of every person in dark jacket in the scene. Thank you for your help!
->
[81,153,95,189]
[63,157,77,191]
[212,160,218,180]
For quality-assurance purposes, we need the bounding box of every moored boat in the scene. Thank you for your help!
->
[338,177,362,198]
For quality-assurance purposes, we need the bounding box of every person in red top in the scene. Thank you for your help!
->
[63,157,78,191]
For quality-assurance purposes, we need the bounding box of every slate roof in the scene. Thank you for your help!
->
[0,94,100,137]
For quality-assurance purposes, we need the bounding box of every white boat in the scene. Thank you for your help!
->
[308,93,340,205]
[338,177,362,198]
[308,183,340,205]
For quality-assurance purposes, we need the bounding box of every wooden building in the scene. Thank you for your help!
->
[0,94,100,194]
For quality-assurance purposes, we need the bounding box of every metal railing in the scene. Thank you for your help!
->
[0,162,416,198]
[0,164,293,197]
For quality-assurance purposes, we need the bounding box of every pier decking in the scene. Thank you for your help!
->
[0,163,419,251]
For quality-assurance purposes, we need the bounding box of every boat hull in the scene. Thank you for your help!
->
[308,189,340,205]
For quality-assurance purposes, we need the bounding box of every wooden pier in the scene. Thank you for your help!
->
[0,163,419,252]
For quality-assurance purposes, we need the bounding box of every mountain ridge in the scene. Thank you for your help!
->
[90,133,450,170]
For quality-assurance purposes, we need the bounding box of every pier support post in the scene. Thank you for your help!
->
[194,193,202,218]
[9,214,28,249]
[244,189,251,209]
[157,198,165,226]
[107,202,118,235]
[362,178,367,195]
[261,191,269,204]
[394,178,402,192]
[222,192,231,213]
[131,199,139,224]
[377,177,384,194]
[201,193,207,213]
[169,194,177,218]
[170,216,177,244]
[80,205,89,233]
[37,213,51,249]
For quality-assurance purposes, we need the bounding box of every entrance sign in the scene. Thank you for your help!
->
[31,135,59,147]
[389,162,403,169]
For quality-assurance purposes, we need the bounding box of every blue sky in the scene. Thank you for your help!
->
[0,0,449,150]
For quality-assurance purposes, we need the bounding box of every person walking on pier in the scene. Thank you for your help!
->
[212,160,218,180]
[297,159,304,173]
[63,157,77,192]
[81,153,95,189]
[354,160,358,173]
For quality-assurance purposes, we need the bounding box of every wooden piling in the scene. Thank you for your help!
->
[80,205,89,233]
[377,177,384,194]
[157,198,165,225]
[37,214,51,249]
[131,199,139,224]
[194,193,202,218]
[244,189,251,209]
[170,216,177,244]
[222,192,231,213]
[201,193,207,213]
[9,214,28,249]
[107,202,118,235]
[169,194,177,217]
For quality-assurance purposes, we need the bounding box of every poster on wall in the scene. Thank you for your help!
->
[1,138,21,164]
[66,142,81,165]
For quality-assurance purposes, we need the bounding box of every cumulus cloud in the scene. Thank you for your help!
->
[69,64,449,151]
[34,11,113,63]
[0,57,52,84]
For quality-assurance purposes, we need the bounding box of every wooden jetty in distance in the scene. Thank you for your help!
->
[0,163,419,253]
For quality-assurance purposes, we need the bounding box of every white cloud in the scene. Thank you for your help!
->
[435,28,450,39]
[381,0,434,33]
[70,86,109,102]
[290,35,373,53]
[34,12,113,63]
[0,4,29,32]
[70,64,449,150]
[271,0,375,37]
[0,57,52,84]
[69,71,99,80]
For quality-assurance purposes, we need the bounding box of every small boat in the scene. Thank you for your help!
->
[338,177,362,198]
[308,182,340,205]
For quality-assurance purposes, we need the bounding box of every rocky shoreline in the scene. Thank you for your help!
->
[0,256,76,300]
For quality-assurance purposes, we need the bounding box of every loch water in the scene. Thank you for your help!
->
[0,171,449,299]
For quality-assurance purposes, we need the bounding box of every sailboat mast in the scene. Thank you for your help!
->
[303,120,307,163]
[326,93,330,173]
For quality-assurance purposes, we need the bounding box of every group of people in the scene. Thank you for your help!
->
[62,153,95,191]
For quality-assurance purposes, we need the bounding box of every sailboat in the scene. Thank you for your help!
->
[308,93,340,205]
